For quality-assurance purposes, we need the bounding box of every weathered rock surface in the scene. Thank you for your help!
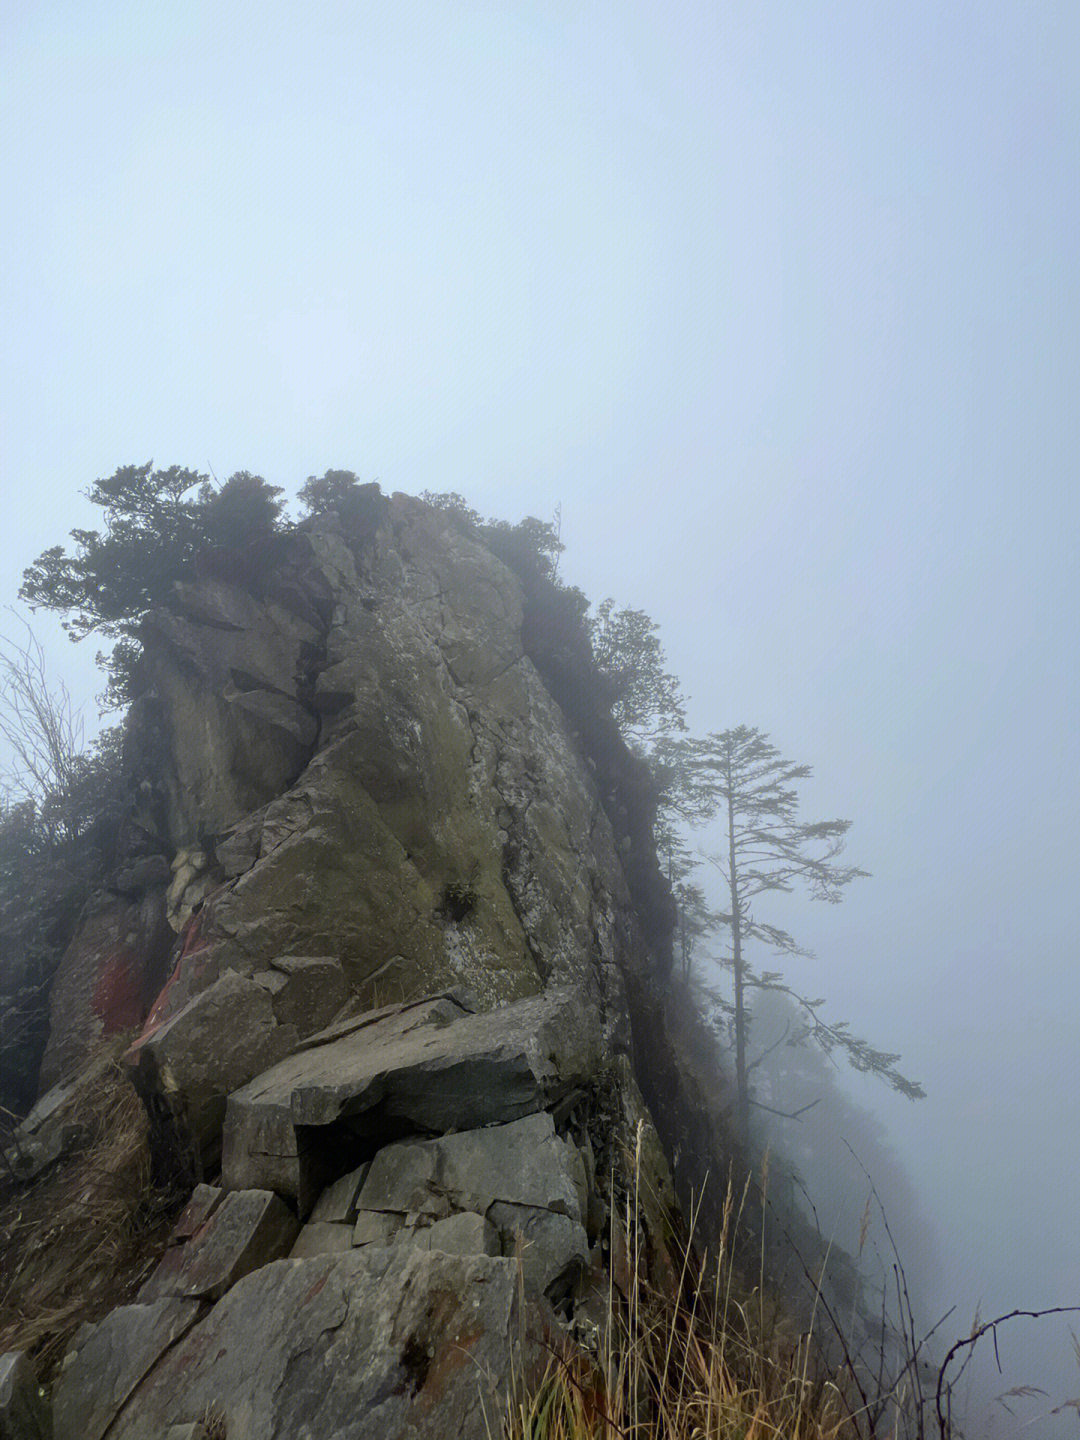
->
[140,568,328,847]
[22,490,692,1440]
[168,1182,223,1242]
[409,1211,499,1256]
[51,1298,202,1440]
[126,954,353,1163]
[290,1221,355,1258]
[357,1111,584,1220]
[253,955,351,1035]
[1,1050,116,1190]
[136,502,638,1029]
[41,497,655,1166]
[0,1350,50,1440]
[220,987,599,1211]
[307,1161,370,1223]
[126,969,300,1158]
[39,888,173,1093]
[104,1248,520,1440]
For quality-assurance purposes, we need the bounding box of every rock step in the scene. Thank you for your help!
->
[221,987,598,1213]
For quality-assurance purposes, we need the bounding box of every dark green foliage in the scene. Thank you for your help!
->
[419,490,483,530]
[481,513,565,584]
[20,464,208,642]
[198,471,284,551]
[477,511,675,972]
[96,635,143,713]
[19,464,286,643]
[299,470,389,540]
[0,608,128,1114]
[20,463,292,706]
[299,468,362,517]
[651,733,721,828]
[588,600,687,747]
[671,873,719,985]
[440,880,478,922]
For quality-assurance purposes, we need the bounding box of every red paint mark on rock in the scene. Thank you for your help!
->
[179,907,213,961]
[91,949,145,1033]
[301,1267,333,1307]
[135,911,219,1049]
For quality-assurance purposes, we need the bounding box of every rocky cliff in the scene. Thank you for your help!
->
[2,491,713,1438]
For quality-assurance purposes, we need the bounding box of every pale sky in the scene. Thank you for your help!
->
[3,3,1078,1430]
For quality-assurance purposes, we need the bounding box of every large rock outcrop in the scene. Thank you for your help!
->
[43,494,654,1086]
[21,490,692,1438]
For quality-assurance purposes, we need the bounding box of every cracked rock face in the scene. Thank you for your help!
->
[352,1111,590,1299]
[101,1248,522,1440]
[41,493,645,1103]
[175,501,632,1016]
[219,988,599,1212]
[40,493,642,1094]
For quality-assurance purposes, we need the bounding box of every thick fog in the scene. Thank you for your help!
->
[3,3,1077,1432]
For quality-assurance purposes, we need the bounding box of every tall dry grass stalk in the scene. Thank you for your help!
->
[0,1041,181,1376]
[502,1127,876,1440]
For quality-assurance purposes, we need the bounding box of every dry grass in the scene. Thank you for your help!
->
[502,1132,879,1440]
[199,1403,229,1438]
[0,1040,184,1378]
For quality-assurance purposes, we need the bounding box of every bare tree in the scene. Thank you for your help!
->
[0,611,84,838]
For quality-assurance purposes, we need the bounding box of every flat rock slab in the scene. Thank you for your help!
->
[139,1190,299,1303]
[52,1298,202,1440]
[349,1210,498,1256]
[410,1211,498,1256]
[353,1211,402,1246]
[221,988,598,1212]
[105,1248,521,1440]
[0,1350,50,1440]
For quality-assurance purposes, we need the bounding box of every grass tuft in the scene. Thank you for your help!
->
[502,1138,876,1440]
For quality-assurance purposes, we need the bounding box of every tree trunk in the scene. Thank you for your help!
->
[727,779,749,1144]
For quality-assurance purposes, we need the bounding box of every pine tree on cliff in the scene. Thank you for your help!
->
[20,464,285,706]
[20,464,285,645]
[671,726,923,1140]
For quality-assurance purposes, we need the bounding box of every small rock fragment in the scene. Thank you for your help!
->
[308,1162,371,1224]
[169,1184,223,1244]
[139,1190,299,1303]
[352,1211,402,1247]
[411,1212,498,1256]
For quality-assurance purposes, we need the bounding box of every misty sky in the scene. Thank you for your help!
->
[2,3,1078,1430]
